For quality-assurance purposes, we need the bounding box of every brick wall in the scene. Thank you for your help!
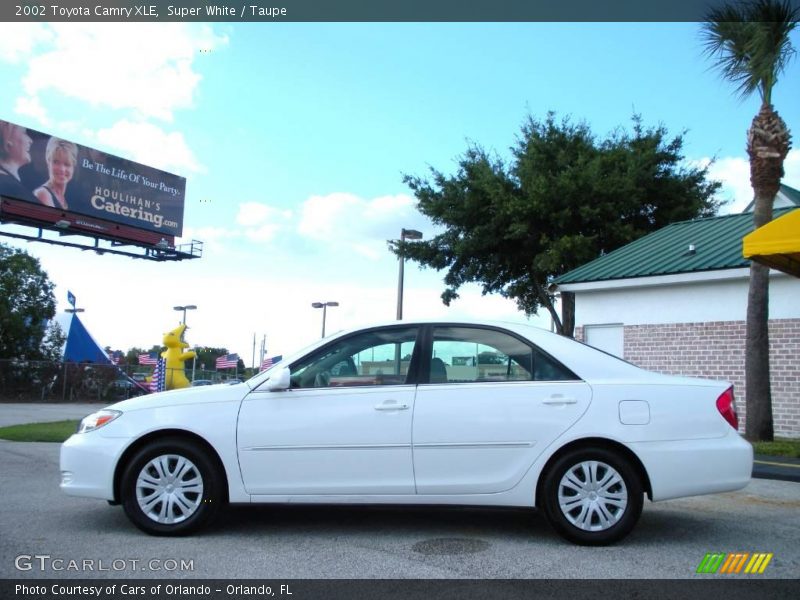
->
[619,319,800,437]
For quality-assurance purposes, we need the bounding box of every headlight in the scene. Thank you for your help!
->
[76,410,122,434]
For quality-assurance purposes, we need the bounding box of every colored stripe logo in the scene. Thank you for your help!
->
[697,553,773,574]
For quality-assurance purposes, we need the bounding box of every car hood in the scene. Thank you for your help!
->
[107,382,249,413]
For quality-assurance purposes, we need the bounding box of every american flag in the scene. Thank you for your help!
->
[216,353,239,369]
[138,352,158,365]
[149,358,166,393]
[109,350,124,365]
[260,355,283,372]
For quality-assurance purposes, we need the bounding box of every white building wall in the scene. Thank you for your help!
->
[583,324,624,357]
[574,272,800,328]
[568,269,800,437]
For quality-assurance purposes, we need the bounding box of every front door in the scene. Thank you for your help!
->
[238,326,420,495]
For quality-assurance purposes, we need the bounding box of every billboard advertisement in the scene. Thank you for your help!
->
[0,119,185,241]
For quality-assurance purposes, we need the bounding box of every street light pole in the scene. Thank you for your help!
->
[396,228,423,320]
[312,301,339,338]
[173,305,197,382]
[173,304,197,326]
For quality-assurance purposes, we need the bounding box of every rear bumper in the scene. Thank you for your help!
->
[629,429,753,501]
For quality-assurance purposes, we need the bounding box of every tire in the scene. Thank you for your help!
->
[120,437,224,535]
[541,447,643,546]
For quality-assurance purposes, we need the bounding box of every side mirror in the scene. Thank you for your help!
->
[265,366,291,391]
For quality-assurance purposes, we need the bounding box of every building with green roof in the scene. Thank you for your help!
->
[742,183,800,213]
[553,198,800,438]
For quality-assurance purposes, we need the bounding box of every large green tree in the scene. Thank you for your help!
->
[0,243,59,360]
[702,0,797,442]
[395,113,721,335]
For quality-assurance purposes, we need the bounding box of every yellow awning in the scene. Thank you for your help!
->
[742,208,800,277]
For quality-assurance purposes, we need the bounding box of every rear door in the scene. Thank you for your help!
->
[412,325,592,494]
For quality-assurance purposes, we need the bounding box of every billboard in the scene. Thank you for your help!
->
[0,119,185,242]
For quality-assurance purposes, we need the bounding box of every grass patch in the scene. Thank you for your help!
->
[752,438,800,459]
[0,420,79,442]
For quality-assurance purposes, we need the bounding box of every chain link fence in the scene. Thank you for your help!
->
[0,359,247,403]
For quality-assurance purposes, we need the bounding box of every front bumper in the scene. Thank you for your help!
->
[60,431,129,501]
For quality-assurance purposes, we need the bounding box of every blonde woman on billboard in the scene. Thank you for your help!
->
[34,137,78,210]
[0,119,37,203]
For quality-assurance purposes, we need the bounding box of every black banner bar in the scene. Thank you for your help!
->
[4,0,800,23]
[3,579,800,600]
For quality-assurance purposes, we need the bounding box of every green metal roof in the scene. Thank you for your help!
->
[743,183,800,212]
[779,183,800,207]
[555,208,794,285]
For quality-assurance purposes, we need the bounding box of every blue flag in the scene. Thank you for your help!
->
[67,290,76,308]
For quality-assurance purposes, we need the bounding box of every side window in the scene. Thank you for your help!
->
[290,327,418,389]
[430,326,578,383]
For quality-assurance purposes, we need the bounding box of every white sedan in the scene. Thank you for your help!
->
[61,319,752,545]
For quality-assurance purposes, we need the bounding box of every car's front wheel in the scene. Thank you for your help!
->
[120,438,224,535]
[541,447,643,545]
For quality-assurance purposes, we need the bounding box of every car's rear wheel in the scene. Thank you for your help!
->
[541,447,643,545]
[121,438,223,535]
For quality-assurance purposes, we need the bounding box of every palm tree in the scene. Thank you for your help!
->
[702,0,797,441]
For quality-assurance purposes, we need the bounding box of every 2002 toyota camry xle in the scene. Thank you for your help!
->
[61,319,752,545]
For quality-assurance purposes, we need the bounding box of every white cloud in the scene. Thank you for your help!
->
[298,192,362,240]
[16,23,227,122]
[0,23,51,63]
[94,119,202,174]
[236,202,292,226]
[232,203,294,243]
[199,194,416,250]
[783,149,800,190]
[180,226,240,242]
[14,95,50,126]
[703,150,800,214]
[53,120,82,135]
[194,192,430,257]
[297,192,428,258]
[244,224,283,243]
[176,225,241,256]
[0,24,226,173]
[180,203,295,249]
[703,155,752,214]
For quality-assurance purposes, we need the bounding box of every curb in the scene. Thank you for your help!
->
[752,454,800,483]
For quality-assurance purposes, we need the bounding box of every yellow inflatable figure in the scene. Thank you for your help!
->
[161,323,196,390]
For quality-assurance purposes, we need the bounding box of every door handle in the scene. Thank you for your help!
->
[542,395,577,405]
[374,401,410,411]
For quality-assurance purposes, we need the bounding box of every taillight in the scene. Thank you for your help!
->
[716,387,739,430]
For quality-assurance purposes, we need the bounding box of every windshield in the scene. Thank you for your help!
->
[244,332,343,388]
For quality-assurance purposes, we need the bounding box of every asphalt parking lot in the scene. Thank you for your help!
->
[1,437,799,580]
[0,402,105,428]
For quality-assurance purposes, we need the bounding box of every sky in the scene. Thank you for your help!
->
[1,21,799,366]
